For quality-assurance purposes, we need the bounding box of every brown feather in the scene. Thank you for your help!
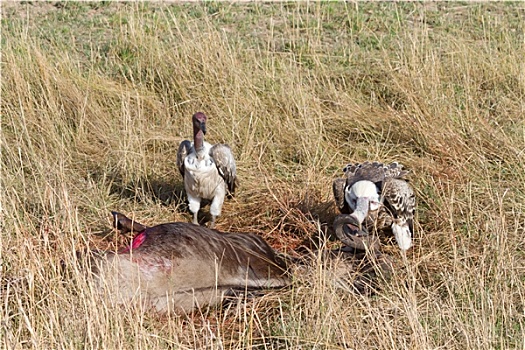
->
[209,143,238,195]
[332,178,349,214]
[176,140,192,178]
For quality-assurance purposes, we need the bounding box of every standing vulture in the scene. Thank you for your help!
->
[332,161,416,251]
[176,112,237,228]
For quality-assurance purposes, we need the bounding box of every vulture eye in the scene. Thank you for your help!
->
[369,201,380,211]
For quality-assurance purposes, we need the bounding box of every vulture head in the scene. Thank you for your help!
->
[192,112,207,135]
[344,180,381,227]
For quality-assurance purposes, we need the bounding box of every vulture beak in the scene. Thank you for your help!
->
[200,121,207,135]
[349,197,370,228]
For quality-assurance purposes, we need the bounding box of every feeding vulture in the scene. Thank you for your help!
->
[332,161,416,251]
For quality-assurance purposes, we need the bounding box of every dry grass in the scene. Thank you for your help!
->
[2,2,525,349]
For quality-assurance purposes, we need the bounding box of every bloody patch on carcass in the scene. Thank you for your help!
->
[119,230,147,253]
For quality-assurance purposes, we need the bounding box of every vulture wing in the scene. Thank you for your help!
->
[210,144,238,195]
[381,177,415,232]
[342,161,409,190]
[176,140,193,178]
[332,178,350,214]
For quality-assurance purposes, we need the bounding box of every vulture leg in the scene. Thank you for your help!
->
[209,216,216,229]
[208,188,225,230]
[192,212,199,226]
[187,193,201,225]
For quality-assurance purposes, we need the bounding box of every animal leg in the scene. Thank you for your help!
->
[392,219,412,251]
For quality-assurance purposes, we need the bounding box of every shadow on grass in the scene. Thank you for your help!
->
[103,173,184,207]
[98,170,222,227]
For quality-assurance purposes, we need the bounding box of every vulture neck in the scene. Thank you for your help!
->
[193,128,206,159]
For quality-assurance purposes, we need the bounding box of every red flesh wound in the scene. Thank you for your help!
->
[119,231,147,253]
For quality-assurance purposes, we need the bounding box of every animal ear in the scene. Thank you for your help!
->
[111,211,147,233]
